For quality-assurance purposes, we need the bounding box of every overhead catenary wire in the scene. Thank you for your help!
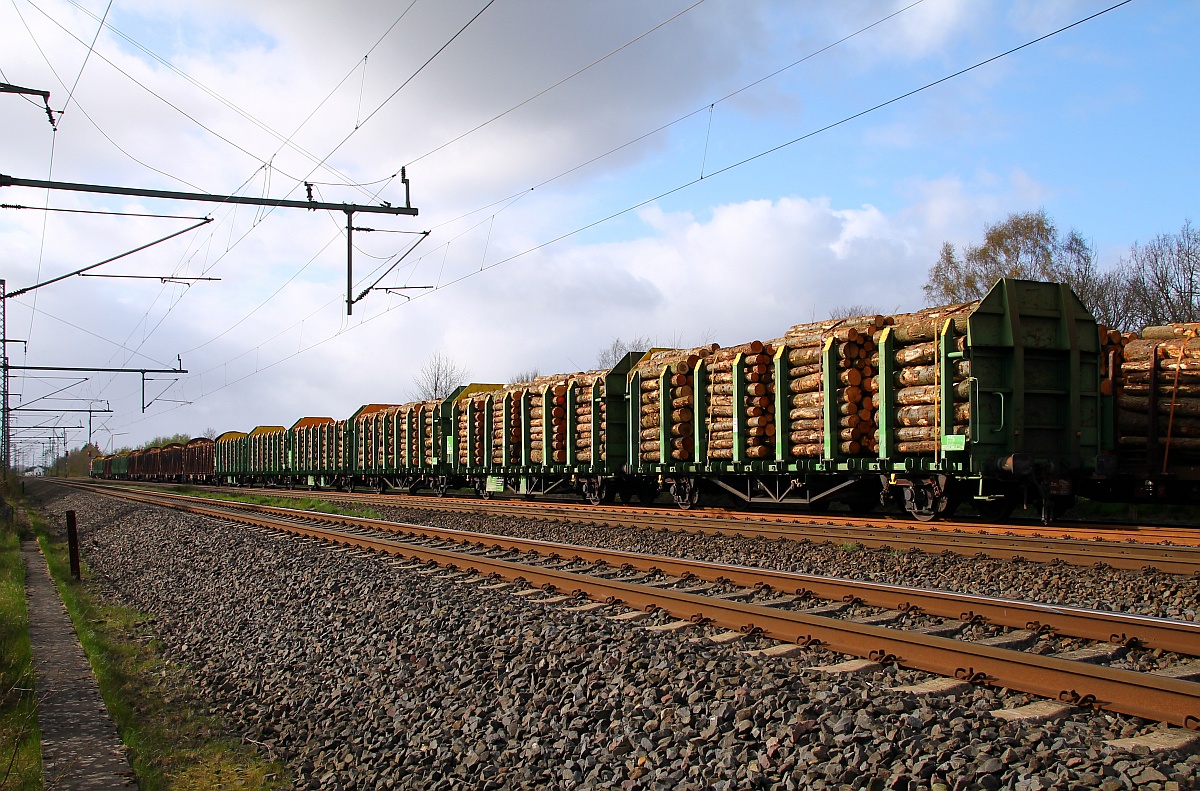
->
[109,2,932,417]
[107,0,1137,433]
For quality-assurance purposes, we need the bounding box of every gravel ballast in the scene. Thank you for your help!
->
[361,503,1200,622]
[32,482,1200,791]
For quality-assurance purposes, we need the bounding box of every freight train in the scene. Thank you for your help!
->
[91,279,1200,523]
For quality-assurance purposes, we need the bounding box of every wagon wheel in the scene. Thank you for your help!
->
[670,479,699,510]
[907,484,949,522]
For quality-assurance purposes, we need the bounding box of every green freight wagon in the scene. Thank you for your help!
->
[214,430,248,483]
[289,416,336,488]
[349,404,402,491]
[634,278,1100,520]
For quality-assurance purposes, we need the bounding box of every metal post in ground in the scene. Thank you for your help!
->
[66,509,80,579]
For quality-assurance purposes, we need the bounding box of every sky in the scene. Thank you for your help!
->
[0,0,1196,462]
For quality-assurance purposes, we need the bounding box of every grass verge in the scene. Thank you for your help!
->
[19,483,288,791]
[0,487,39,791]
[167,485,383,520]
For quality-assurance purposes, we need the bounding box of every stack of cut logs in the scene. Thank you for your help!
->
[1117,323,1200,456]
[705,341,774,460]
[420,403,436,464]
[455,394,490,467]
[635,346,716,463]
[1098,325,1133,395]
[528,375,569,464]
[885,303,975,453]
[491,388,522,465]
[781,314,887,457]
[573,371,606,463]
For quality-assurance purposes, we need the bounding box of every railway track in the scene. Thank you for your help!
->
[65,480,1200,729]
[84,479,1200,575]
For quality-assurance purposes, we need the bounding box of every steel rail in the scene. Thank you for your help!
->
[70,483,1200,729]
[83,479,1200,544]
[69,482,1200,657]
[290,490,1200,575]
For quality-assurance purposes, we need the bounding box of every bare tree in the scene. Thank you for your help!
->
[411,352,468,401]
[1122,219,1200,329]
[202,427,218,439]
[828,303,882,320]
[508,367,541,385]
[597,336,653,369]
[924,209,1128,324]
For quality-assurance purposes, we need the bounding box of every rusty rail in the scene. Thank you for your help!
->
[78,479,1200,574]
[65,481,1200,728]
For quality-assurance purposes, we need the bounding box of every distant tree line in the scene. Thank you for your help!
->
[926,211,1198,332]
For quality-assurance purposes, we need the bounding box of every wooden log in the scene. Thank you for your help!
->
[640,415,660,429]
[896,440,940,453]
[789,429,824,444]
[1118,396,1200,417]
[709,438,735,450]
[671,385,693,398]
[670,448,691,461]
[896,361,970,387]
[839,387,862,404]
[670,422,693,437]
[709,448,734,459]
[746,415,772,427]
[895,381,972,405]
[1118,412,1200,437]
[1124,338,1200,361]
[1141,323,1200,341]
[1118,436,1200,450]
[1122,385,1200,398]
[791,392,823,408]
[1124,373,1200,388]
[862,377,879,394]
[746,445,771,459]
[788,347,823,366]
[789,373,823,393]
[790,443,823,457]
[896,403,971,427]
[707,341,764,362]
[789,406,822,421]
[671,408,693,423]
[789,364,821,378]
[894,425,968,442]
[708,405,735,418]
[839,368,862,387]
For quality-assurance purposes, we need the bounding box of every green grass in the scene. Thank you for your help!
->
[166,485,383,520]
[0,491,40,791]
[19,486,289,791]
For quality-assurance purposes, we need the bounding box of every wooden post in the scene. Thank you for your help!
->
[66,510,80,580]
